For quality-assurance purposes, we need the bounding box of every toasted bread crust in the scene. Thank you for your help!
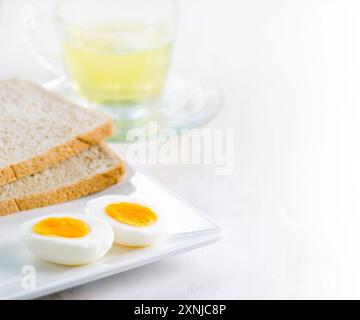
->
[0,199,20,216]
[0,167,17,188]
[0,120,114,187]
[0,160,125,217]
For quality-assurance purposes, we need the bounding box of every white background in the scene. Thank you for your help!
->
[2,0,360,299]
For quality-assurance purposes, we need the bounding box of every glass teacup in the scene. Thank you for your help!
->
[24,0,222,141]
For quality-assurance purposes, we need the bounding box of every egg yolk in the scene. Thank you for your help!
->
[105,202,157,227]
[33,217,90,238]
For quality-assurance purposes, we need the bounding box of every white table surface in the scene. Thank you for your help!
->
[2,0,360,299]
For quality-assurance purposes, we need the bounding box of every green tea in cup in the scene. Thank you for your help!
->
[56,0,176,105]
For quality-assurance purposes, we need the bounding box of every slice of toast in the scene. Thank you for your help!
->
[0,144,125,216]
[0,79,114,186]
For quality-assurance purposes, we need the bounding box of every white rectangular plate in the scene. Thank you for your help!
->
[0,167,222,300]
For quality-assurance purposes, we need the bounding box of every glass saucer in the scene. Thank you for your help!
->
[43,75,223,142]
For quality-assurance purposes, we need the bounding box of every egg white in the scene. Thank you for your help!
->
[85,195,168,247]
[19,214,114,266]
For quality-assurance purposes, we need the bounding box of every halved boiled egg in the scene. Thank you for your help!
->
[19,214,114,266]
[85,195,168,247]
